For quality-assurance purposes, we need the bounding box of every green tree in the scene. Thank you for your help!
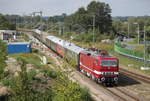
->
[0,14,16,30]
[64,1,112,34]
[87,1,112,33]
[48,17,57,23]
[0,40,7,79]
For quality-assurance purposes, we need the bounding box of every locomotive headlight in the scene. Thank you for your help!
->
[114,77,118,81]
[101,72,104,75]
[114,72,119,75]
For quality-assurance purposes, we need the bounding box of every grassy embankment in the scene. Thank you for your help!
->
[127,40,150,57]
[0,50,94,101]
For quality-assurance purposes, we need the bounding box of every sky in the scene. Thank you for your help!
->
[0,0,150,16]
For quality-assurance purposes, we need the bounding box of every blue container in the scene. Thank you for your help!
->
[7,42,31,54]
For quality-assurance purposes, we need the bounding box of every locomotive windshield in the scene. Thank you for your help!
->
[101,60,117,67]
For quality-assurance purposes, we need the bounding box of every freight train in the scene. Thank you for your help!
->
[32,29,119,85]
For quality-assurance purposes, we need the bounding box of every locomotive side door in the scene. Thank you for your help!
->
[77,53,81,71]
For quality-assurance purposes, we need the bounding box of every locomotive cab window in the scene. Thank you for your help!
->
[101,60,118,67]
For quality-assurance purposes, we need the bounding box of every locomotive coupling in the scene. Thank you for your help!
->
[101,77,105,81]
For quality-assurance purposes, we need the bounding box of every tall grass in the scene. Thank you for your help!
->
[10,53,42,68]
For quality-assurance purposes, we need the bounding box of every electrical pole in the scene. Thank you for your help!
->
[93,15,95,48]
[30,13,33,28]
[128,23,130,38]
[59,23,61,35]
[124,22,130,39]
[40,11,43,29]
[144,26,146,68]
[32,11,43,30]
[134,23,140,44]
[141,26,150,70]
[138,24,140,44]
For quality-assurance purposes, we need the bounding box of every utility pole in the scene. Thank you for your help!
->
[128,23,130,38]
[93,15,95,48]
[137,24,140,44]
[124,22,130,38]
[59,23,61,35]
[30,13,33,28]
[144,26,146,69]
[40,11,43,28]
[141,26,150,70]
[134,23,140,44]
[32,11,43,30]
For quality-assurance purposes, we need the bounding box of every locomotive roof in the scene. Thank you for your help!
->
[46,36,84,54]
[81,49,112,58]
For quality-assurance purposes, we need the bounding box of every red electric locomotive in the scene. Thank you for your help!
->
[79,49,119,85]
[34,30,119,85]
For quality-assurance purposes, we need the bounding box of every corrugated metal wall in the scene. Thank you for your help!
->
[7,43,31,54]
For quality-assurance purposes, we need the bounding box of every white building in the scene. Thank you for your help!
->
[0,30,17,40]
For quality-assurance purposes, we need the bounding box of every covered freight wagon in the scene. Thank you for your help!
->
[7,42,31,54]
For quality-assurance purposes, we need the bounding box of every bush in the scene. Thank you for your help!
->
[52,77,94,101]
[47,70,57,78]
[80,88,94,101]
[1,78,15,86]
[27,71,37,81]
[32,48,39,53]
[0,40,7,79]
[40,68,57,79]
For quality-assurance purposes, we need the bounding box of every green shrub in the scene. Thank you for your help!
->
[40,68,57,78]
[2,71,10,78]
[80,88,94,101]
[52,74,94,101]
[27,71,37,81]
[32,48,39,53]
[0,40,7,76]
[47,70,57,78]
[1,78,15,86]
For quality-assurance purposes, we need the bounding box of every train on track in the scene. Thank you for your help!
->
[32,29,119,85]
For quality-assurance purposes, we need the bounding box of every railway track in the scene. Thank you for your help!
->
[120,68,150,84]
[77,71,140,101]
[107,87,140,101]
[105,87,128,101]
